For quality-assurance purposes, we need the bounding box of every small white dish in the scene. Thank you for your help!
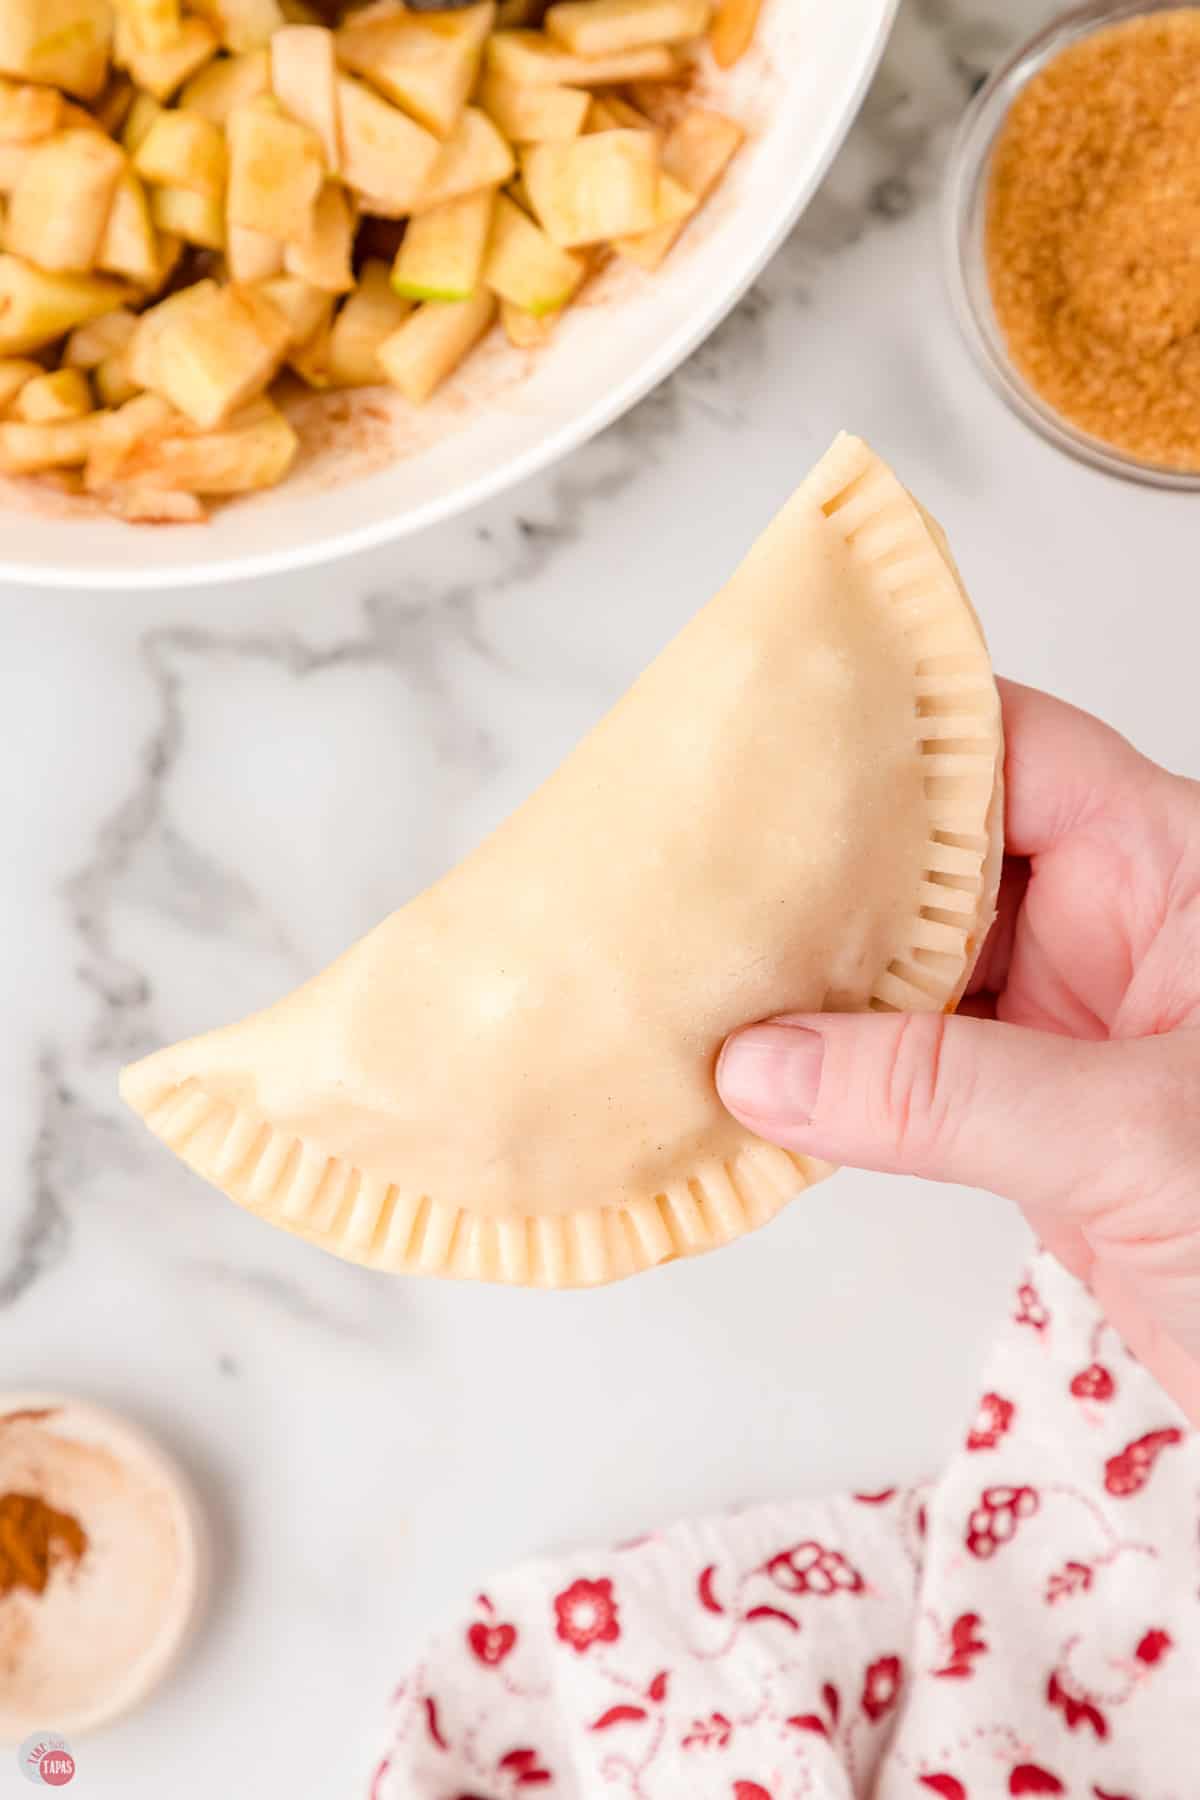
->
[0,1394,207,1743]
[0,0,898,590]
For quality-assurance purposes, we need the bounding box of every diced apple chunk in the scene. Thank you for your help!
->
[0,79,62,144]
[482,190,583,312]
[227,96,325,241]
[326,258,410,386]
[0,254,129,356]
[0,0,113,100]
[150,182,226,249]
[256,273,328,346]
[93,347,141,405]
[179,48,269,123]
[587,90,653,132]
[335,75,441,215]
[486,30,678,87]
[336,4,494,141]
[500,295,557,347]
[546,0,708,55]
[111,395,298,492]
[0,142,31,193]
[7,130,126,272]
[13,366,92,422]
[377,286,496,403]
[134,108,227,196]
[190,0,284,54]
[411,107,514,213]
[132,279,289,425]
[114,14,220,99]
[614,107,740,267]
[0,414,104,473]
[287,319,331,386]
[122,91,161,153]
[284,180,354,292]
[522,129,658,246]
[84,388,174,487]
[66,308,139,371]
[97,171,161,284]
[110,484,206,521]
[479,71,589,144]
[0,356,40,408]
[270,25,339,169]
[391,188,494,302]
[227,221,283,281]
[114,0,183,55]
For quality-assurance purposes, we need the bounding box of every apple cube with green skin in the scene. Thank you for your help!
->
[284,181,355,293]
[113,14,219,100]
[132,279,289,426]
[0,79,63,144]
[98,172,161,284]
[391,189,495,303]
[522,129,659,246]
[336,3,494,142]
[336,76,441,216]
[377,286,496,404]
[227,97,325,242]
[482,192,584,313]
[410,108,514,214]
[478,71,588,144]
[179,48,269,124]
[7,129,126,272]
[270,25,339,170]
[0,0,113,100]
[12,366,92,423]
[544,0,708,56]
[134,108,227,197]
[486,30,677,87]
[326,258,411,386]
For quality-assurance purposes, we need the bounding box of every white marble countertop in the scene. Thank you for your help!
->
[2,3,1197,1794]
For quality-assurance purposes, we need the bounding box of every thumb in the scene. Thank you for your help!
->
[716,1011,1161,1212]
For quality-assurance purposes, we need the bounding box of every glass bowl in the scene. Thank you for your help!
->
[944,0,1200,491]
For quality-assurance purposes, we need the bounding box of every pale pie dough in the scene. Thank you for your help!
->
[120,434,1004,1287]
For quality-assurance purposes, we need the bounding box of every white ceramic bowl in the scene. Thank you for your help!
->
[0,0,897,590]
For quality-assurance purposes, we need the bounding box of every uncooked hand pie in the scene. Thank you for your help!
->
[121,434,1003,1287]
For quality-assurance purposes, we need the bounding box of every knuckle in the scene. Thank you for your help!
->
[874,1010,968,1164]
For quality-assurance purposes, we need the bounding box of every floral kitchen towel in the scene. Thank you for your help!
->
[368,1252,1197,1798]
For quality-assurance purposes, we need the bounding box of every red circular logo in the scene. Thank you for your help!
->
[38,1753,75,1787]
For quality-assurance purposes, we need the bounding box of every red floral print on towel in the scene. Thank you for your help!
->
[368,1252,1196,1800]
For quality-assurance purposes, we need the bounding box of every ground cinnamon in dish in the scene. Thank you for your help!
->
[986,10,1200,471]
[0,1492,87,1598]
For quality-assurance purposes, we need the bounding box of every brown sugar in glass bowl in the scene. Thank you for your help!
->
[945,0,1200,489]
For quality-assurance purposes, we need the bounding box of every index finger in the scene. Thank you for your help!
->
[996,678,1150,858]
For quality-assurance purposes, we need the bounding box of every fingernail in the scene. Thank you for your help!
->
[717,1024,824,1125]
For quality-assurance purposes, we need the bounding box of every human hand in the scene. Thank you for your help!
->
[717,680,1200,1421]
